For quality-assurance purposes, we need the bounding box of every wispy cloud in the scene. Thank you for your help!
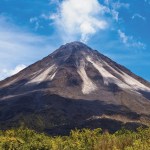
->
[104,0,130,21]
[49,0,109,43]
[0,65,26,81]
[118,30,146,49]
[45,0,130,43]
[0,14,56,80]
[29,17,40,30]
[144,0,150,5]
[132,13,146,21]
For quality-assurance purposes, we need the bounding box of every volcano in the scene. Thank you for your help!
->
[0,42,150,135]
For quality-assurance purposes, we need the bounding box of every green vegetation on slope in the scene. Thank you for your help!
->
[0,127,150,150]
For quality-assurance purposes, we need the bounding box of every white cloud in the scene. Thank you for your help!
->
[10,64,26,75]
[111,9,119,21]
[29,17,38,23]
[42,0,130,42]
[0,14,56,81]
[118,30,128,44]
[50,0,108,43]
[104,0,110,5]
[104,0,130,21]
[49,0,60,5]
[118,30,146,49]
[145,0,150,5]
[111,1,130,9]
[0,65,26,81]
[29,17,40,30]
[132,14,146,21]
[104,0,129,8]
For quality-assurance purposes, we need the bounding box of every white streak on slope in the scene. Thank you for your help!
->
[86,56,131,89]
[77,60,97,94]
[28,65,57,84]
[121,72,150,92]
[103,61,150,92]
[50,72,56,80]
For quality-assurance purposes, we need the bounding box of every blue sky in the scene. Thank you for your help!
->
[0,0,150,81]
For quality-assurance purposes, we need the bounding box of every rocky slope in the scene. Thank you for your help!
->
[0,42,150,135]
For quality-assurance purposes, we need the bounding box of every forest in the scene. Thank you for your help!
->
[0,127,150,150]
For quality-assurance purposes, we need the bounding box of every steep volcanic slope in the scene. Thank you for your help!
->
[0,42,150,134]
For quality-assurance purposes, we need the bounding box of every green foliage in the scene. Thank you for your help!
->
[0,127,149,150]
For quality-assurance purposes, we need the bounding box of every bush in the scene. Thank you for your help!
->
[0,127,149,150]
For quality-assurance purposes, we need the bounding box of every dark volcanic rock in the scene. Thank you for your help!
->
[0,41,150,135]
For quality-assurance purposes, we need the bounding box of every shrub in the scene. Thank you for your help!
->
[0,127,149,150]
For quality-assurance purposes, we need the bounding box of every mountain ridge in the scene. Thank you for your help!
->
[1,41,150,88]
[0,41,150,135]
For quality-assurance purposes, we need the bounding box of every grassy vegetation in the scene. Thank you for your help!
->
[0,127,150,150]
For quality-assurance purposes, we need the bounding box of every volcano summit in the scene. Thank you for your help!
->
[0,42,150,135]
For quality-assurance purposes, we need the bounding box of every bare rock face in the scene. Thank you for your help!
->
[0,41,150,135]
